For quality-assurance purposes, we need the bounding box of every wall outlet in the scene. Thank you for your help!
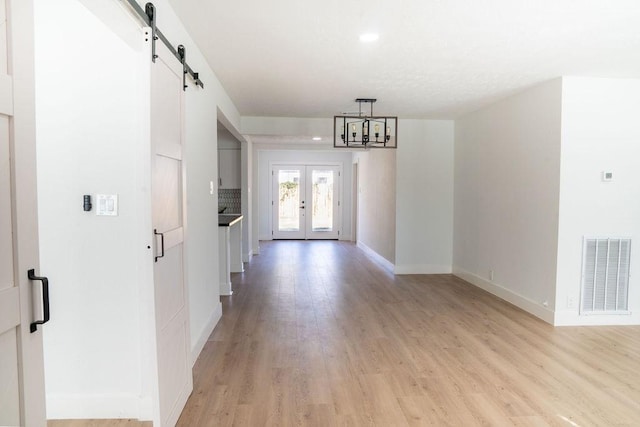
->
[489,270,494,281]
[567,296,576,309]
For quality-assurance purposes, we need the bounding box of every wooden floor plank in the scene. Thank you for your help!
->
[177,240,640,426]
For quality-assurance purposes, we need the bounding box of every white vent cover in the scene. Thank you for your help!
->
[581,238,631,314]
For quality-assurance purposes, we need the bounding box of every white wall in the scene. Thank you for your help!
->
[453,79,563,324]
[242,116,332,137]
[254,148,353,247]
[182,68,223,368]
[555,77,640,325]
[35,0,238,418]
[217,125,241,149]
[353,149,396,264]
[395,120,454,274]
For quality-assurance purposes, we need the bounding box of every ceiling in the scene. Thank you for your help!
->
[168,0,640,120]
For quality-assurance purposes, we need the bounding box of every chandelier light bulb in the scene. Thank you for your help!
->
[362,121,369,143]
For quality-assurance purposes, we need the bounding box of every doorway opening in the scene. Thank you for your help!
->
[271,164,341,240]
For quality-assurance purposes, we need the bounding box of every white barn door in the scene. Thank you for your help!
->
[0,0,47,425]
[150,41,192,425]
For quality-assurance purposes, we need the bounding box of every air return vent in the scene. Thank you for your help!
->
[581,238,631,314]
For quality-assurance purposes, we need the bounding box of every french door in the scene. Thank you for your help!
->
[0,0,47,425]
[272,165,341,240]
[150,40,192,426]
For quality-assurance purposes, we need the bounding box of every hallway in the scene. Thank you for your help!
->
[176,240,640,426]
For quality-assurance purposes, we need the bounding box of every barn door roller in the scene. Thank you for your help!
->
[122,0,204,91]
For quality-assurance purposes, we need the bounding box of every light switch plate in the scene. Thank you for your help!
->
[96,194,118,216]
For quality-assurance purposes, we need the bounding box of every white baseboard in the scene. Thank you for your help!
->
[46,393,152,420]
[242,249,253,263]
[356,241,395,272]
[191,302,222,366]
[453,267,555,325]
[339,233,352,241]
[554,310,640,326]
[259,234,272,241]
[394,264,452,274]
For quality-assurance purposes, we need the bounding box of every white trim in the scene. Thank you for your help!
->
[46,393,152,420]
[554,310,640,326]
[357,241,395,272]
[351,161,358,243]
[339,233,352,241]
[190,302,222,366]
[259,234,272,241]
[0,74,13,115]
[395,264,452,274]
[242,250,253,263]
[453,267,555,324]
[220,282,233,296]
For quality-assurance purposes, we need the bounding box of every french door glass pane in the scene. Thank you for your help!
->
[311,170,333,232]
[278,170,300,231]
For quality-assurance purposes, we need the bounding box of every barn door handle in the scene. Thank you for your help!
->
[154,229,165,262]
[28,269,50,333]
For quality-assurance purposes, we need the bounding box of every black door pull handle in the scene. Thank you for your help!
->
[28,269,50,333]
[154,229,165,262]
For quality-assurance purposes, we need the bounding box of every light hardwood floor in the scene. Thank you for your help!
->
[51,240,640,426]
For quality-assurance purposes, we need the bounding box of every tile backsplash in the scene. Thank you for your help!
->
[219,189,241,214]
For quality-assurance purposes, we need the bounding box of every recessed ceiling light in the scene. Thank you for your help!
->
[359,33,379,43]
[312,137,322,141]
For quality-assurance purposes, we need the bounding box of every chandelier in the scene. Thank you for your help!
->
[334,98,397,148]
